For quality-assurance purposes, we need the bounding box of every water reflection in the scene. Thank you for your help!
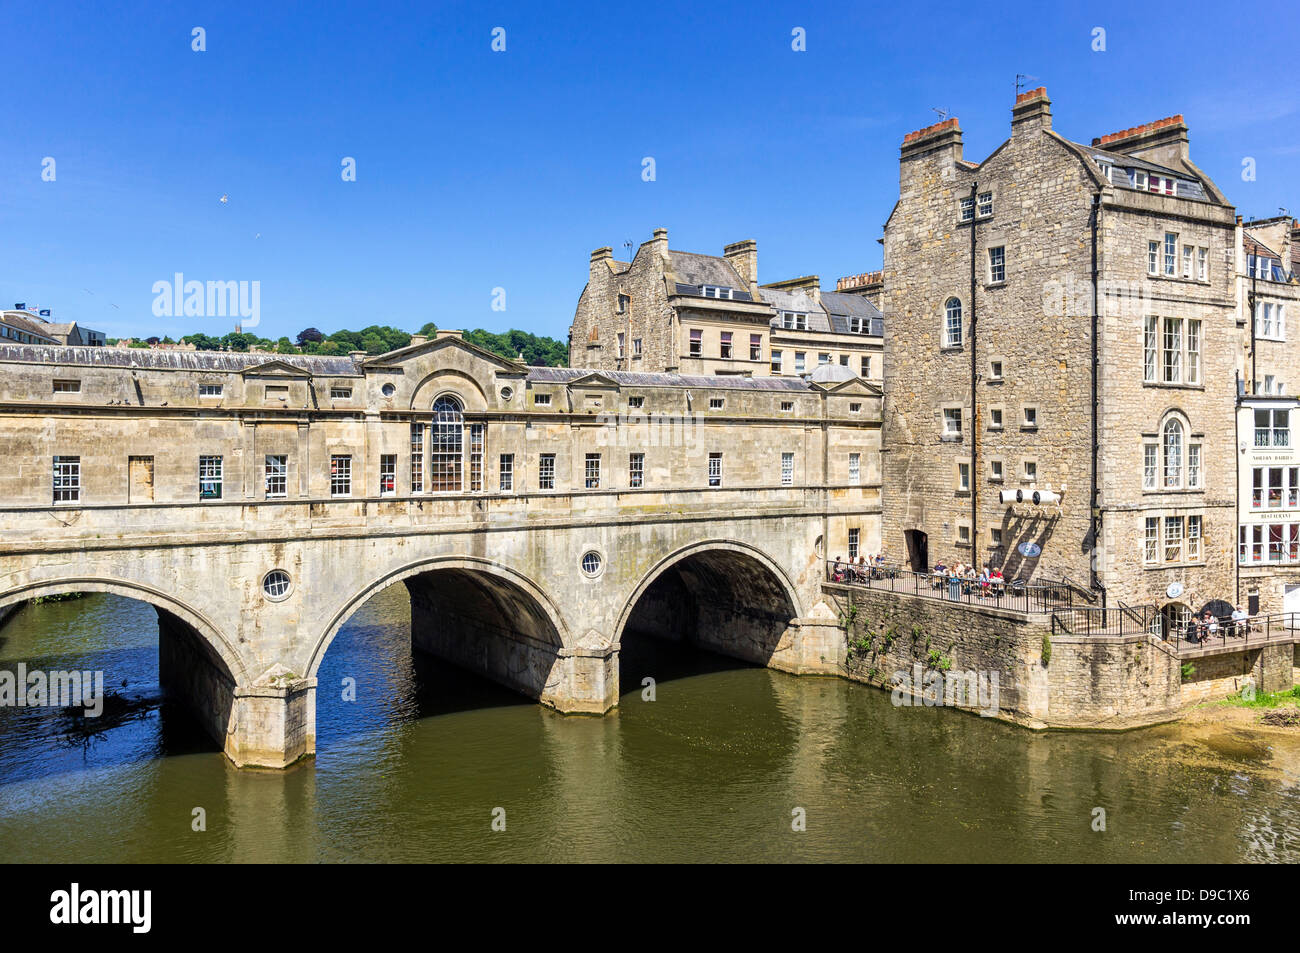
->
[0,588,1298,862]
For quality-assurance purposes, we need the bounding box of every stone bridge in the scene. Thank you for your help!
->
[0,492,847,767]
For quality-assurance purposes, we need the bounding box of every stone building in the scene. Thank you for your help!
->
[877,88,1240,630]
[569,228,883,381]
[1,310,59,345]
[1234,217,1300,613]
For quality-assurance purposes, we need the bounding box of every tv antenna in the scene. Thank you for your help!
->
[1015,73,1039,97]
[931,107,949,122]
[623,240,634,261]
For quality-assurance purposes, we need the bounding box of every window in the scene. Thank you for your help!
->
[957,524,971,545]
[1143,316,1158,383]
[988,247,1005,283]
[534,393,552,406]
[330,455,352,497]
[1187,515,1202,561]
[771,350,783,374]
[468,423,484,492]
[1255,409,1290,447]
[1144,518,1159,564]
[581,551,603,576]
[1186,319,1200,385]
[538,454,555,490]
[52,379,81,393]
[265,455,287,498]
[989,360,1003,381]
[430,396,464,492]
[689,329,702,357]
[373,454,394,495]
[960,196,974,222]
[977,192,993,217]
[1164,233,1177,276]
[410,423,424,493]
[1162,419,1183,488]
[330,387,352,399]
[781,311,808,330]
[617,333,625,359]
[1182,245,1194,278]
[701,285,734,299]
[943,407,963,438]
[1256,302,1285,341]
[849,317,871,334]
[990,459,1004,481]
[818,352,831,366]
[1143,443,1157,490]
[1187,442,1201,489]
[708,452,723,487]
[839,354,849,367]
[1134,171,1149,191]
[990,526,1004,547]
[632,338,642,358]
[849,452,861,486]
[499,454,513,492]
[1164,515,1184,563]
[1023,460,1038,482]
[198,455,223,499]
[629,452,644,489]
[990,407,1003,429]
[781,451,794,486]
[780,401,794,412]
[719,332,733,359]
[1197,247,1208,281]
[617,293,630,313]
[585,453,601,489]
[1148,241,1160,276]
[709,397,724,410]
[861,356,872,377]
[944,297,963,347]
[53,455,80,503]
[794,352,806,374]
[1022,406,1038,429]
[849,402,862,413]
[199,383,223,398]
[1161,317,1181,383]
[750,334,762,361]
[628,395,644,409]
[262,570,292,600]
[848,528,860,559]
[957,461,970,493]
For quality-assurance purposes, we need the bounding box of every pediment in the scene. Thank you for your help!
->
[241,359,313,379]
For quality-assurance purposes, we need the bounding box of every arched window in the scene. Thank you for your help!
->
[1162,418,1183,488]
[430,395,464,492]
[944,298,963,348]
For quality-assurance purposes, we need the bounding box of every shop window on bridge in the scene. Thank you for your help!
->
[199,455,223,500]
[848,527,860,560]
[410,423,424,493]
[379,454,396,496]
[429,396,465,492]
[53,455,80,504]
[330,455,352,497]
[265,455,288,499]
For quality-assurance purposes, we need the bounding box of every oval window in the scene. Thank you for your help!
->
[262,569,292,601]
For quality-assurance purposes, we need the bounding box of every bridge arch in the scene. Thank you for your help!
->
[615,540,803,668]
[306,555,570,683]
[0,576,247,681]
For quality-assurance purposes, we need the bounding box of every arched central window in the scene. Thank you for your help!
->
[944,298,963,348]
[1163,418,1183,488]
[430,395,464,492]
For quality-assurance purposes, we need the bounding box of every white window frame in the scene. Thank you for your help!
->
[199,454,223,500]
[944,297,963,348]
[708,452,723,488]
[629,452,644,489]
[849,452,861,486]
[988,246,1005,284]
[53,455,80,503]
[265,454,288,499]
[538,453,556,491]
[330,454,352,498]
[585,453,601,489]
[781,451,794,487]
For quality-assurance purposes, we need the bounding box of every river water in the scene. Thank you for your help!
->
[1,587,1298,862]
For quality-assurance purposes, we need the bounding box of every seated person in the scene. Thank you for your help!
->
[1203,611,1218,639]
[831,557,845,582]
[1230,605,1248,635]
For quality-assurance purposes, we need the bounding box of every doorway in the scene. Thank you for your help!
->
[905,529,929,573]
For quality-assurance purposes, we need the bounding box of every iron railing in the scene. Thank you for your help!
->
[827,562,1076,614]
[1051,604,1157,638]
[1168,611,1299,654]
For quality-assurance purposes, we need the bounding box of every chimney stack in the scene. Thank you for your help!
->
[1011,87,1052,137]
[1091,115,1189,167]
[723,239,759,292]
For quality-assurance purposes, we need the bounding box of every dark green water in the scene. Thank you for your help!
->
[1,587,1298,862]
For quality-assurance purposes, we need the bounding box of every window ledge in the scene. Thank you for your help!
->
[1020,425,1039,432]
[940,345,964,353]
[1143,382,1205,391]
[940,434,963,443]
[985,281,1006,289]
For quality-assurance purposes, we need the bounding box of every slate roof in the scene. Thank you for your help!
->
[528,366,813,391]
[668,251,750,292]
[0,344,362,375]
[822,291,885,335]
[0,312,59,343]
[1074,143,1208,201]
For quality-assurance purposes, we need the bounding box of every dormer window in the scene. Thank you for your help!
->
[848,317,871,334]
[1095,159,1113,183]
[1132,170,1148,191]
[780,311,808,331]
[701,285,734,300]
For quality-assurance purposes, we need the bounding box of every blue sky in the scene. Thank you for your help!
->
[3,0,1298,343]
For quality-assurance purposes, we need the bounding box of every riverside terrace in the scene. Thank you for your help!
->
[827,560,1299,725]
